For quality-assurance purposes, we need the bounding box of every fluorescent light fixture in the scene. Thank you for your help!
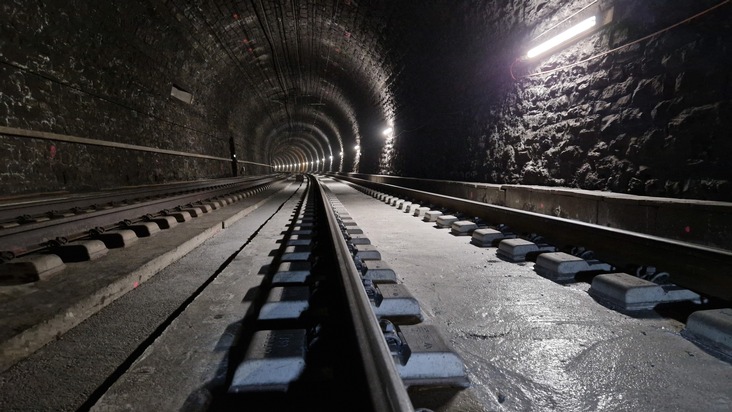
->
[382,127,393,136]
[527,15,596,59]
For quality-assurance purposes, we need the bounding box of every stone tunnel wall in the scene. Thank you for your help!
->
[0,0,244,195]
[385,0,731,201]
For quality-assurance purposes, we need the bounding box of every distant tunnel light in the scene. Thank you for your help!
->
[355,145,360,151]
[382,127,393,136]
[526,15,596,59]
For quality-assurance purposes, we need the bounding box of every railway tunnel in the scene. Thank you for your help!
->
[1,1,731,411]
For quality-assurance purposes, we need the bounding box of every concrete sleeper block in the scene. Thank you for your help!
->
[534,252,612,282]
[229,329,307,393]
[471,228,516,247]
[683,309,732,357]
[435,215,459,228]
[373,284,422,324]
[424,210,443,222]
[127,222,161,237]
[496,238,555,262]
[54,240,108,262]
[150,216,178,229]
[451,221,477,236]
[96,229,139,248]
[414,207,430,217]
[364,260,398,283]
[589,273,667,311]
[1,254,66,283]
[258,286,310,321]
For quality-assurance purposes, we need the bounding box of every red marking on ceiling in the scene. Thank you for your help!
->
[539,203,544,209]
[242,38,249,44]
[232,13,240,20]
[344,31,351,38]
[133,281,139,288]
[684,226,692,233]
[49,145,56,159]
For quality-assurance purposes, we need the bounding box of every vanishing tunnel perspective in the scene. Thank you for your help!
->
[1,1,731,411]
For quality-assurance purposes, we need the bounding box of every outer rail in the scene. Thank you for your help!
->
[333,175,732,302]
[1,175,283,254]
[314,176,414,412]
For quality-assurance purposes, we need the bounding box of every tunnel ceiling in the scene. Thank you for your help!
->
[164,0,405,170]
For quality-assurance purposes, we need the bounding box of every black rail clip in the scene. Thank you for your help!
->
[380,319,411,365]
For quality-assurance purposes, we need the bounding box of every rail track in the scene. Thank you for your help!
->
[1,174,730,411]
[0,175,281,282]
[209,175,467,411]
[330,174,732,304]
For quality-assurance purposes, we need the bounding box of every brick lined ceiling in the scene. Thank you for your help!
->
[165,0,402,171]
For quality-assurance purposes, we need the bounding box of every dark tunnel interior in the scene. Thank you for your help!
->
[1,0,730,200]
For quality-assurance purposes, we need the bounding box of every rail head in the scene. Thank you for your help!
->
[313,176,414,412]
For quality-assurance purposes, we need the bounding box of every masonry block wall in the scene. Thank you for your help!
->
[0,0,243,195]
[385,0,731,201]
[2,0,730,201]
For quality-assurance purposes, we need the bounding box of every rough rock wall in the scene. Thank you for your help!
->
[0,0,237,195]
[386,0,731,201]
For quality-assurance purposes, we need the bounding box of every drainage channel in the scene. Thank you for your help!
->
[207,175,468,411]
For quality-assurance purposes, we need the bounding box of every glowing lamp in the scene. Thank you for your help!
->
[527,16,596,59]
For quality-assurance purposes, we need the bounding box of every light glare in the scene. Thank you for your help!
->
[526,16,596,59]
[382,127,393,136]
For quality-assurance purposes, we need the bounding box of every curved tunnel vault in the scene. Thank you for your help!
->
[0,0,730,200]
[166,0,400,174]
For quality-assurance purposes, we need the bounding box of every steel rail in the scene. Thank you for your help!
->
[333,175,732,302]
[0,176,283,255]
[314,176,414,412]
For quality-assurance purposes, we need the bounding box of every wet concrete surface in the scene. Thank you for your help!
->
[320,177,732,412]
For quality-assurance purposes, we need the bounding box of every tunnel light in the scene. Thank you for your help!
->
[382,127,393,136]
[329,155,333,161]
[355,145,360,151]
[322,157,326,162]
[526,16,596,59]
[339,151,344,156]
